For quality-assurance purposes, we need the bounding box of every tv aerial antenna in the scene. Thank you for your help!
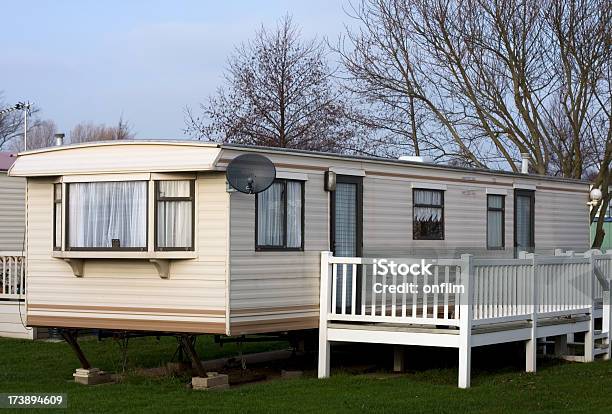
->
[226,153,276,194]
[0,101,33,151]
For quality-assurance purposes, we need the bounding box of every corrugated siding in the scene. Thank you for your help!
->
[26,173,229,334]
[225,149,590,334]
[535,190,590,253]
[0,173,25,251]
[228,175,325,334]
[363,178,514,257]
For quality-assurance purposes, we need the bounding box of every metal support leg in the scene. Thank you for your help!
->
[178,335,206,377]
[60,329,91,369]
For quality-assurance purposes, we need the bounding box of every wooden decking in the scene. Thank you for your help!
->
[318,250,612,388]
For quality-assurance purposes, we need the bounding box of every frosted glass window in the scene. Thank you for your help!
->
[487,195,505,249]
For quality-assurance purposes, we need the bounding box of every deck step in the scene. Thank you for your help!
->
[593,331,608,341]
[593,348,608,357]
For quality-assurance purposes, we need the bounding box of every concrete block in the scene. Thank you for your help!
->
[73,368,112,385]
[192,373,229,390]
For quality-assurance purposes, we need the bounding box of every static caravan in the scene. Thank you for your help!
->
[7,141,591,339]
[0,152,41,339]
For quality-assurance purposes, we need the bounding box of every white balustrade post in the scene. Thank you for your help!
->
[318,251,333,378]
[526,253,537,372]
[584,250,595,362]
[458,254,473,389]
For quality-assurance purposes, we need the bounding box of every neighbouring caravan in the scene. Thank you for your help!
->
[0,152,43,339]
[7,141,591,337]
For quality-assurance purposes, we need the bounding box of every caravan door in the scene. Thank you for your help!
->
[330,175,363,312]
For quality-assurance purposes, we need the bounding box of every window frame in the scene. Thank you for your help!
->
[486,194,505,250]
[255,179,305,252]
[154,180,196,252]
[412,188,445,240]
[513,189,535,254]
[65,181,149,252]
[53,183,62,251]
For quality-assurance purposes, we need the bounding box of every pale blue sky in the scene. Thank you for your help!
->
[1,0,351,139]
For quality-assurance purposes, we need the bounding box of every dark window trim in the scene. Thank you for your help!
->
[65,181,149,252]
[330,175,364,313]
[486,194,505,250]
[513,189,535,254]
[412,188,445,240]
[53,183,62,251]
[154,180,196,252]
[255,179,305,251]
[329,175,363,256]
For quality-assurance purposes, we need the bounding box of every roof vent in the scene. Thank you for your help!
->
[520,153,529,174]
[54,133,65,147]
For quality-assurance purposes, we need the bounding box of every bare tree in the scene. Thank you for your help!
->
[5,119,58,151]
[69,116,134,143]
[339,0,611,246]
[185,15,363,153]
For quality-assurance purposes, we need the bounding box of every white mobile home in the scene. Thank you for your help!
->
[7,141,591,338]
[13,141,611,388]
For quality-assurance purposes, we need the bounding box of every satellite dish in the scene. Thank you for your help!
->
[226,154,276,194]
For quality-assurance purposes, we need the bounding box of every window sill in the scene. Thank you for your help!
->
[52,251,197,278]
[52,251,196,260]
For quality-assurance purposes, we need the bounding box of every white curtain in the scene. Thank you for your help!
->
[68,181,147,248]
[257,182,284,246]
[157,181,192,248]
[414,190,442,221]
[286,181,302,248]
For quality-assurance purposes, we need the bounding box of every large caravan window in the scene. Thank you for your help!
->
[256,179,304,250]
[487,195,505,249]
[67,181,148,250]
[413,189,444,240]
[53,184,62,250]
[155,180,195,251]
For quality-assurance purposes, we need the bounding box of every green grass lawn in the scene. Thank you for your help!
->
[1,335,612,413]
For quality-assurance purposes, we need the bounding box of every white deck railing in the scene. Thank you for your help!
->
[320,250,612,329]
[0,252,26,300]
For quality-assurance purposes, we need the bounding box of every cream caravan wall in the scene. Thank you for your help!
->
[228,174,327,335]
[0,173,25,251]
[25,173,229,334]
[362,177,514,257]
[225,148,590,334]
[534,189,590,252]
